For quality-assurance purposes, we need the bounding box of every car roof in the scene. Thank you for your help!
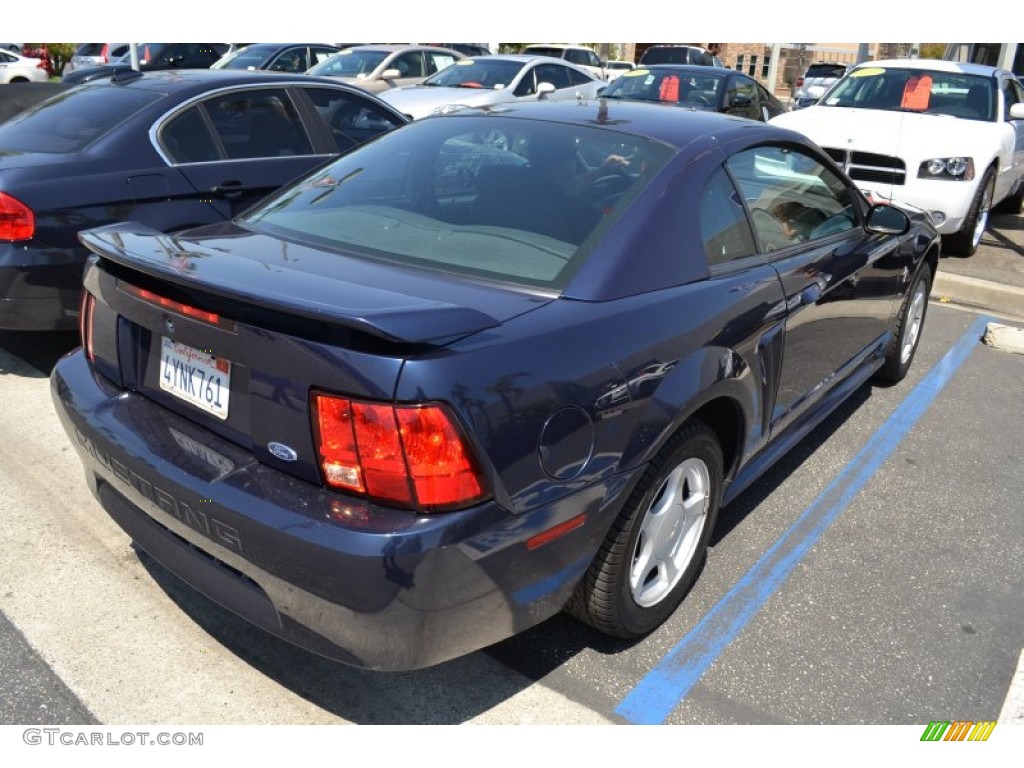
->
[68,68,393,97]
[855,58,1006,77]
[437,98,791,150]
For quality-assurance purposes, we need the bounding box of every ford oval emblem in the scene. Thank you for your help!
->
[268,442,298,462]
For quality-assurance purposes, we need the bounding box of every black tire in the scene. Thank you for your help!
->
[876,262,932,384]
[566,420,722,637]
[944,168,994,257]
[995,180,1024,215]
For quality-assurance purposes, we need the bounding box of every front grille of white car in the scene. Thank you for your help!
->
[823,148,906,186]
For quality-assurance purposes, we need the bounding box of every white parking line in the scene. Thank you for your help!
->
[999,649,1024,723]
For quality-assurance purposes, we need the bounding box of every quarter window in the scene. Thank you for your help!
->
[700,167,756,265]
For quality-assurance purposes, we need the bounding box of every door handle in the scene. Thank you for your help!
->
[210,182,254,198]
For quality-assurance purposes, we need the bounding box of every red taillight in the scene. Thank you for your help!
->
[313,393,488,512]
[0,191,35,241]
[795,76,804,87]
[122,284,224,326]
[79,291,96,361]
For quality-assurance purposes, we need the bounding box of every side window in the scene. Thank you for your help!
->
[700,167,756,265]
[161,107,220,164]
[427,52,459,75]
[392,52,425,78]
[513,67,536,97]
[1003,79,1022,120]
[588,51,601,68]
[568,68,594,86]
[271,47,308,72]
[303,87,404,153]
[204,89,313,159]
[726,78,759,120]
[534,64,571,91]
[727,145,857,252]
[565,50,584,65]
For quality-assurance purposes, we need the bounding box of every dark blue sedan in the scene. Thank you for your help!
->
[0,69,407,330]
[52,101,938,670]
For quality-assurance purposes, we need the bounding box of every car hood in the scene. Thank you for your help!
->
[78,221,553,345]
[771,105,994,159]
[378,85,510,119]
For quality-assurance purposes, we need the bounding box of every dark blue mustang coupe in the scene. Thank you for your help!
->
[52,100,939,670]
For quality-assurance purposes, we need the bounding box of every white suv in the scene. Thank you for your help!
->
[521,44,606,80]
[773,59,1024,256]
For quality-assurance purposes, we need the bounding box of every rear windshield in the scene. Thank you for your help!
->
[640,47,705,65]
[242,115,672,290]
[805,64,848,79]
[0,86,160,153]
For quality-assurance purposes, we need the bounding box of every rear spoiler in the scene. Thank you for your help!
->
[79,223,502,345]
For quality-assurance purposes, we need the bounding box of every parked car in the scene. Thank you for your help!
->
[53,100,938,671]
[306,44,464,93]
[521,44,606,80]
[62,43,229,84]
[0,69,407,331]
[0,49,49,84]
[211,43,342,73]
[604,60,636,80]
[772,59,1024,256]
[66,43,129,74]
[377,55,603,119]
[790,62,852,109]
[601,64,787,121]
[638,45,724,68]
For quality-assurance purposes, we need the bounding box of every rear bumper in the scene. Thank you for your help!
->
[0,242,84,331]
[51,350,635,670]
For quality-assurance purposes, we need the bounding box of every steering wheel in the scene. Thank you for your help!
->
[586,169,632,211]
[685,95,713,108]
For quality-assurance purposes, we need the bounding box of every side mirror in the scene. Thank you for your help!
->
[1009,103,1024,120]
[866,204,910,235]
[381,68,401,81]
[537,81,556,99]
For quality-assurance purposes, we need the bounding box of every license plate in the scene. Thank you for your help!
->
[159,337,231,420]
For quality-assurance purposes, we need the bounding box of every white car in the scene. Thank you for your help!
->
[377,55,604,120]
[0,50,48,84]
[604,60,636,80]
[772,59,1024,256]
[520,44,606,80]
[306,45,464,94]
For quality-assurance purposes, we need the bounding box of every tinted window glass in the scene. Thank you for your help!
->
[727,145,856,252]
[304,87,404,153]
[203,89,312,159]
[243,116,673,290]
[805,63,848,78]
[700,167,756,265]
[535,64,571,90]
[309,50,388,77]
[0,87,159,153]
[161,107,219,163]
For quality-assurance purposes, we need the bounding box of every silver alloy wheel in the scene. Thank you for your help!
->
[971,178,994,249]
[900,276,928,365]
[630,457,710,607]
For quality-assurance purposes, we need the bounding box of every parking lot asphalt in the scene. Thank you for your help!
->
[0,218,1022,731]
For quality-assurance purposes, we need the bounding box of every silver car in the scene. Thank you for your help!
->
[377,55,604,119]
[66,43,128,74]
[791,62,852,109]
[306,45,464,93]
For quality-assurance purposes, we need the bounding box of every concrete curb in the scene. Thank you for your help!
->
[932,271,1024,320]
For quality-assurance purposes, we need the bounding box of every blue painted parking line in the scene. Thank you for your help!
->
[616,315,991,725]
